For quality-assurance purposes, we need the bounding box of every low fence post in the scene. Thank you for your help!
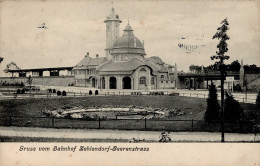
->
[190,93,191,97]
[243,98,244,103]
[204,94,205,99]
[9,116,12,126]
[144,118,147,130]
[98,117,101,129]
[74,92,75,97]
[197,94,198,98]
[191,119,194,132]
[52,117,54,128]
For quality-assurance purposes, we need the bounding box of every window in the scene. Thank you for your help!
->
[171,81,173,83]
[160,75,164,79]
[140,68,147,72]
[139,77,146,85]
[124,55,128,61]
[161,81,163,84]
[151,77,155,85]
[166,81,168,83]
[32,72,39,76]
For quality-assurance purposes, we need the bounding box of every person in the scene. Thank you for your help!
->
[159,131,171,142]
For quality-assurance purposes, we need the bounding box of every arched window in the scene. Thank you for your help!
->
[140,68,147,72]
[139,77,146,85]
[124,55,128,61]
[151,77,155,85]
[160,75,165,79]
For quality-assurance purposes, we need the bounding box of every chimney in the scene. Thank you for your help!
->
[85,52,89,57]
[96,54,99,58]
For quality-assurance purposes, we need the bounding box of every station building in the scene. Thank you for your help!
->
[73,8,177,90]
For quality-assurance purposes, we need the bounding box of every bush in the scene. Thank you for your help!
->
[62,91,67,96]
[17,89,21,94]
[256,91,260,111]
[52,89,56,93]
[224,92,244,121]
[89,90,92,95]
[57,91,61,96]
[204,84,220,122]
[21,89,25,94]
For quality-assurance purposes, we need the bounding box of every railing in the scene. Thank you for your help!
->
[0,115,257,133]
[178,92,256,104]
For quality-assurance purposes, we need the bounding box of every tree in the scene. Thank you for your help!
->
[256,91,260,111]
[204,84,220,122]
[27,75,32,91]
[224,92,243,121]
[228,60,240,72]
[211,18,230,142]
[4,62,20,78]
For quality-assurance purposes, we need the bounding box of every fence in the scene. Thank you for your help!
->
[178,92,257,104]
[0,115,257,133]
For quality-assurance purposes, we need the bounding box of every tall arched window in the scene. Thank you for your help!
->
[139,77,146,85]
[140,68,147,72]
[151,77,155,85]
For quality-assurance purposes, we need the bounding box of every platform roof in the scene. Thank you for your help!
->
[8,66,74,72]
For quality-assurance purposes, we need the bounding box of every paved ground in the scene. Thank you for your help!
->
[0,87,257,104]
[0,126,259,142]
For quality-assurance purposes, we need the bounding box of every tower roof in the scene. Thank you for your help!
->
[112,24,146,55]
[104,7,122,23]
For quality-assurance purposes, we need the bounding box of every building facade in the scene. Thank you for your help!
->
[73,8,176,90]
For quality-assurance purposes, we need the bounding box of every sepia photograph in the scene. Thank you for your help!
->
[0,0,260,165]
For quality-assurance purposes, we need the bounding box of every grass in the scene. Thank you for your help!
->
[0,95,259,133]
[0,95,207,119]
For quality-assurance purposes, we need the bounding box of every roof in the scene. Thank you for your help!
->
[8,66,74,72]
[97,58,146,72]
[97,57,163,74]
[112,24,146,56]
[73,56,107,70]
[145,58,168,72]
[148,56,165,65]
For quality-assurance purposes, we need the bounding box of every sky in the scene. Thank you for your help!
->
[0,0,259,76]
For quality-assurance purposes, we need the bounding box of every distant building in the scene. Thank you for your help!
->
[73,8,176,90]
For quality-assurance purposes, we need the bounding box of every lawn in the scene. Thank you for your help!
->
[0,95,207,119]
[0,95,258,132]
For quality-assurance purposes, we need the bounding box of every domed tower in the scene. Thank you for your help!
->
[111,23,146,61]
[104,7,122,60]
